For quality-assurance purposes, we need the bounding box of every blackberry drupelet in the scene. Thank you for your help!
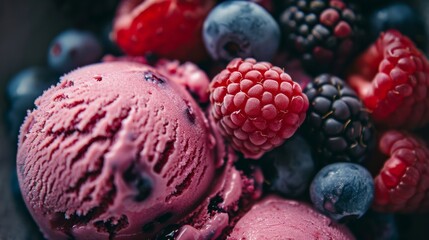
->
[303,74,375,165]
[279,0,365,75]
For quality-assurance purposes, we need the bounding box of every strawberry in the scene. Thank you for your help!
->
[112,0,215,62]
[373,130,429,213]
[209,58,309,159]
[347,30,429,130]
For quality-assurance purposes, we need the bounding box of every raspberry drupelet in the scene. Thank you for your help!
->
[209,58,309,159]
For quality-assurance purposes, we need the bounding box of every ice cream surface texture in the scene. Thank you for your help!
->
[16,61,221,239]
[228,195,355,240]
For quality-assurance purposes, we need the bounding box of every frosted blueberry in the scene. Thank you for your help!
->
[310,162,374,222]
[202,1,280,62]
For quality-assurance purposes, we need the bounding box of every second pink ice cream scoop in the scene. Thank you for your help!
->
[228,195,355,240]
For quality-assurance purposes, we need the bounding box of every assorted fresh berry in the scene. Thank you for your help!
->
[368,2,427,51]
[112,0,214,62]
[310,162,375,222]
[278,0,365,74]
[209,58,309,159]
[372,130,429,213]
[48,29,103,73]
[347,30,429,130]
[260,134,315,197]
[303,74,375,164]
[7,0,429,238]
[203,1,280,62]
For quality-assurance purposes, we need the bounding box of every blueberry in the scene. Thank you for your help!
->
[123,164,152,202]
[369,2,427,51]
[310,162,374,222]
[261,135,315,197]
[48,29,102,73]
[203,1,280,62]
[6,67,58,138]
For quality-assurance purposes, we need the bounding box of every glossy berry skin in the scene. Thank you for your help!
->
[369,2,427,51]
[278,0,364,74]
[261,134,315,197]
[347,30,429,130]
[6,67,58,137]
[209,58,309,159]
[373,130,429,213]
[203,1,280,62]
[48,29,102,73]
[310,162,375,222]
[113,0,214,62]
[303,74,375,164]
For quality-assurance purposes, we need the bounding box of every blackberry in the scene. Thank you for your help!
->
[278,0,365,75]
[303,74,375,165]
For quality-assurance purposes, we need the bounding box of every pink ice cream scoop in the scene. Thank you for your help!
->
[228,195,355,240]
[17,61,221,239]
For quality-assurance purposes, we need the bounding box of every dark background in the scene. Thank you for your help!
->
[0,1,71,239]
[1,0,429,239]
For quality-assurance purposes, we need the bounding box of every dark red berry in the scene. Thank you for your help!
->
[347,30,429,130]
[373,130,429,213]
[112,0,215,62]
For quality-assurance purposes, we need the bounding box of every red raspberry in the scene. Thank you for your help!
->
[112,0,214,62]
[373,130,429,213]
[209,58,309,159]
[347,30,429,129]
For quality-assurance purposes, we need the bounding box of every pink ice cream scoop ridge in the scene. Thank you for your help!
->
[228,195,355,240]
[17,62,218,239]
